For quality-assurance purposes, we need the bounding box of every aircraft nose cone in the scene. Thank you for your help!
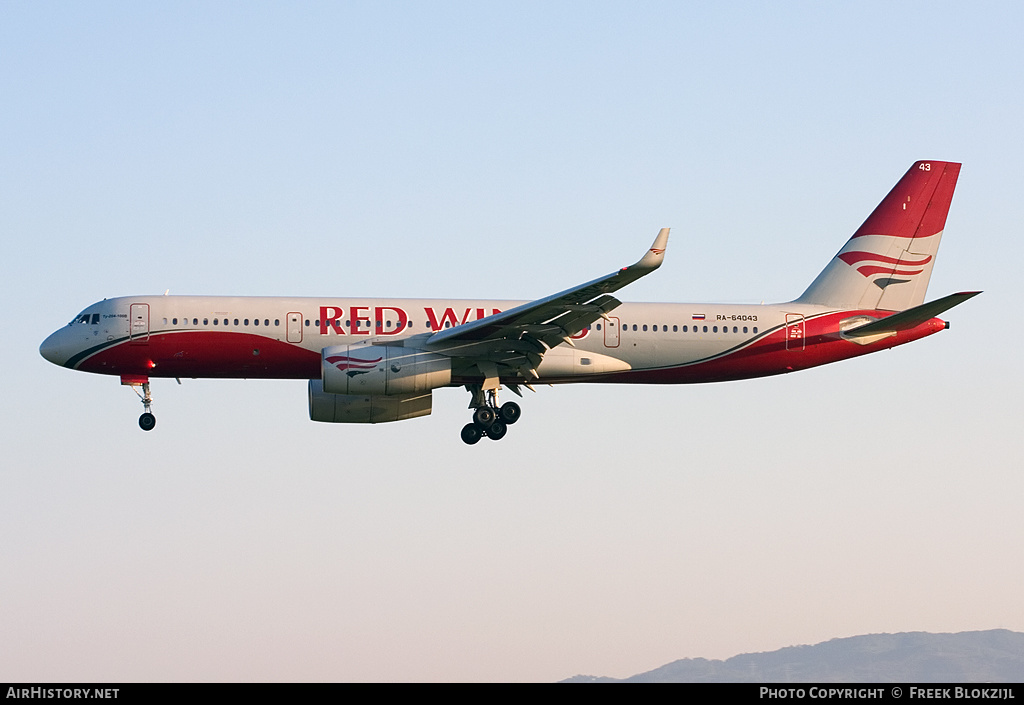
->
[40,330,68,366]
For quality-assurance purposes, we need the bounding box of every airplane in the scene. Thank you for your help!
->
[40,160,980,444]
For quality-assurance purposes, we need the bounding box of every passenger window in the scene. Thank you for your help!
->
[254,319,259,326]
[733,326,738,333]
[703,326,708,333]
[234,319,239,326]
[172,318,178,325]
[743,326,748,333]
[643,325,648,331]
[244,319,250,326]
[274,319,279,326]
[753,327,758,334]
[214,319,218,325]
[683,325,687,332]
[203,318,209,325]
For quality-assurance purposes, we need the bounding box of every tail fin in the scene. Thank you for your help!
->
[796,160,961,311]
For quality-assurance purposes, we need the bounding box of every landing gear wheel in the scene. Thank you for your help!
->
[132,381,157,431]
[486,420,507,440]
[463,384,522,445]
[461,423,483,445]
[498,401,521,425]
[473,406,496,428]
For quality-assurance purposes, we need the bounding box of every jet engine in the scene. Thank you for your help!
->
[320,345,452,396]
[308,379,433,423]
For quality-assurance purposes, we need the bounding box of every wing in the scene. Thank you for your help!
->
[421,228,670,383]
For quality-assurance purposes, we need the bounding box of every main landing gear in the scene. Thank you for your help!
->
[461,386,521,445]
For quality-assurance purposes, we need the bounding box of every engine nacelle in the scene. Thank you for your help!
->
[321,345,452,396]
[308,380,433,423]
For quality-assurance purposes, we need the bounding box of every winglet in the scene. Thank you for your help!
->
[630,228,670,271]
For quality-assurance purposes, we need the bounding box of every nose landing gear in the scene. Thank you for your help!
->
[123,376,157,431]
[461,385,521,444]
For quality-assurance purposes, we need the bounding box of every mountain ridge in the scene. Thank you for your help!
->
[561,629,1024,683]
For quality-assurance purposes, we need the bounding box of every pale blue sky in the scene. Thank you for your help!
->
[2,1,1022,682]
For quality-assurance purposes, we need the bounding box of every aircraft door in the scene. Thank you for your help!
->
[603,316,620,348]
[785,313,805,351]
[129,303,150,344]
[287,312,303,343]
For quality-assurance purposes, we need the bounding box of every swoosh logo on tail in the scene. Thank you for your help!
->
[838,251,932,278]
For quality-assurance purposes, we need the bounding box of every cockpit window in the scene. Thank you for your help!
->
[91,314,99,325]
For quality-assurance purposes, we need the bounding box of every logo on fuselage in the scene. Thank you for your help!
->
[325,354,382,378]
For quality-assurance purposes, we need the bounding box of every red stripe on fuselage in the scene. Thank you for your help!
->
[75,331,321,379]
[526,311,946,386]
[75,312,947,386]
[629,313,944,383]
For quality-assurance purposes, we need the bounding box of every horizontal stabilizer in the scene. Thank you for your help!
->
[843,291,981,337]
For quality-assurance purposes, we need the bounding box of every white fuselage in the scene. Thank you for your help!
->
[41,294,940,386]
